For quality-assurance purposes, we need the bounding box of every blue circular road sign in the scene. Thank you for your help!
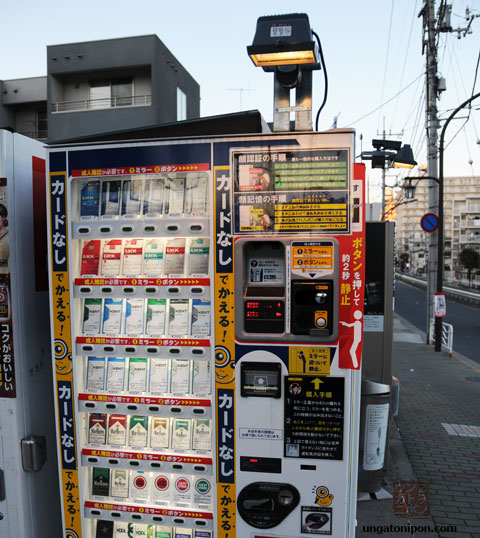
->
[420,213,439,233]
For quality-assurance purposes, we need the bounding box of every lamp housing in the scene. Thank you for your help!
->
[403,178,416,199]
[247,13,320,72]
[393,144,417,169]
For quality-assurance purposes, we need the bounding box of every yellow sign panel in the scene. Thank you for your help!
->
[292,245,334,271]
[289,347,331,375]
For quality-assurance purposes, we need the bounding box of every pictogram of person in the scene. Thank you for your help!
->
[339,310,363,368]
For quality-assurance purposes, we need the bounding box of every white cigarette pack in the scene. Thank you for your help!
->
[184,173,208,215]
[124,298,145,335]
[149,358,169,394]
[170,359,190,395]
[143,238,164,276]
[101,180,122,217]
[145,299,167,336]
[166,176,185,215]
[168,300,189,337]
[102,298,123,335]
[143,176,165,216]
[171,418,192,451]
[83,298,103,334]
[164,238,186,275]
[150,417,170,449]
[152,475,172,506]
[101,239,123,275]
[106,357,126,392]
[110,469,129,498]
[172,475,192,507]
[122,179,143,217]
[128,358,148,393]
[188,238,209,275]
[193,477,213,509]
[129,470,149,501]
[191,360,210,397]
[174,528,193,538]
[122,238,144,275]
[192,419,212,451]
[86,357,105,391]
[190,300,210,337]
[114,521,131,537]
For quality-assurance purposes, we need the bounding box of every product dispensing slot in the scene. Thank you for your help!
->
[242,241,285,334]
[240,361,282,398]
[290,280,334,336]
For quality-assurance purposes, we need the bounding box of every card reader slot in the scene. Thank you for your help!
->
[245,286,284,298]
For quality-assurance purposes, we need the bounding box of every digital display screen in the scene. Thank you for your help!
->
[245,300,284,320]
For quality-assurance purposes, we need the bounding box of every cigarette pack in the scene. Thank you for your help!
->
[165,176,185,215]
[194,531,213,538]
[155,526,172,538]
[110,469,129,498]
[143,176,165,216]
[185,173,208,215]
[188,238,209,275]
[164,238,186,275]
[130,470,149,501]
[101,239,123,276]
[134,524,154,538]
[171,418,192,451]
[124,298,145,335]
[143,238,164,276]
[91,467,110,497]
[129,415,148,448]
[83,298,103,335]
[80,239,102,276]
[190,300,210,337]
[114,522,133,537]
[172,476,192,507]
[192,419,212,451]
[128,357,148,393]
[149,358,169,394]
[168,300,189,337]
[174,529,192,538]
[101,180,122,217]
[96,520,114,538]
[88,413,107,444]
[102,298,123,335]
[152,475,171,505]
[86,357,105,391]
[170,359,190,395]
[122,238,144,276]
[108,414,127,446]
[191,360,210,397]
[122,179,143,217]
[80,181,100,219]
[145,299,167,336]
[150,417,170,449]
[106,357,125,392]
[193,477,213,509]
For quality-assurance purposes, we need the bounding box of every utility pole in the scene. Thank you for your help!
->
[420,0,440,343]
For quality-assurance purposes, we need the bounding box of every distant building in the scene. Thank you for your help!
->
[0,35,200,142]
[395,176,480,284]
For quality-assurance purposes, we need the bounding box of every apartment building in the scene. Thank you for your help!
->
[0,35,200,142]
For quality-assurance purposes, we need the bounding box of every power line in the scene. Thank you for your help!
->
[377,0,396,132]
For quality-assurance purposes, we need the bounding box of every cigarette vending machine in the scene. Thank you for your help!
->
[47,130,365,538]
[0,130,61,537]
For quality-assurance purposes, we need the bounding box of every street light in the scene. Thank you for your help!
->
[247,13,321,131]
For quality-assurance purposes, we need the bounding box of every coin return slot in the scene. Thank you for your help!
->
[168,287,180,294]
[106,404,117,410]
[172,464,184,470]
[191,287,203,294]
[144,225,156,233]
[99,226,112,234]
[169,348,180,355]
[190,224,203,233]
[129,461,140,466]
[108,459,119,465]
[82,345,93,352]
[193,408,206,415]
[101,287,113,294]
[127,405,138,411]
[77,226,91,235]
[85,403,96,409]
[166,225,179,232]
[145,287,157,294]
[103,346,114,353]
[79,287,92,294]
[193,465,206,472]
[121,226,133,233]
[111,512,121,518]
[192,348,204,356]
[87,457,99,464]
[148,406,160,412]
[125,347,136,353]
[147,347,158,354]
[170,407,182,414]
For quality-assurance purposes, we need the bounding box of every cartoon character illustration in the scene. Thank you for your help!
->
[54,338,73,375]
[215,345,235,385]
[314,485,334,507]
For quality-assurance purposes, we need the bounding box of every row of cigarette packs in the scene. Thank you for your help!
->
[83,298,210,338]
[80,174,209,219]
[80,237,209,277]
[91,467,212,509]
[94,520,211,538]
[87,414,211,452]
[86,357,211,396]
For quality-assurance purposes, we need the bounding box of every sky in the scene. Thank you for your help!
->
[1,0,479,201]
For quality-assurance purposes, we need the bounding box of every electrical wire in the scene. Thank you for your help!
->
[313,30,328,131]
[377,0,396,132]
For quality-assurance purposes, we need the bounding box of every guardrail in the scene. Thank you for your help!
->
[429,319,454,354]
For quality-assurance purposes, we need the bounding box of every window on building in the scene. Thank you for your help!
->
[177,87,187,121]
[37,111,48,139]
[90,79,133,109]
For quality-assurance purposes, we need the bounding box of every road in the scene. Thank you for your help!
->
[394,279,480,364]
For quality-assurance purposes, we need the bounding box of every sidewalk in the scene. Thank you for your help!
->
[356,315,480,538]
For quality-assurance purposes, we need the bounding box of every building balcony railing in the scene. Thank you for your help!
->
[18,130,48,141]
[51,94,152,113]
